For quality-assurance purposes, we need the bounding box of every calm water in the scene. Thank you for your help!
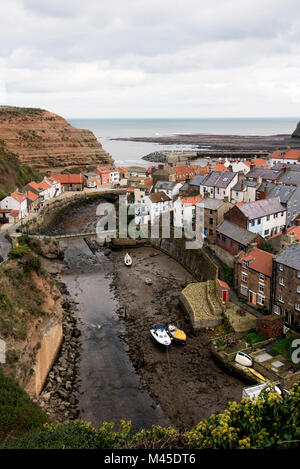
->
[68,117,299,167]
[61,238,169,431]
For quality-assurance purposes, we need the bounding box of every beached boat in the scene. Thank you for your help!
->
[124,252,132,266]
[248,367,266,382]
[167,324,186,344]
[150,324,172,350]
[234,351,253,367]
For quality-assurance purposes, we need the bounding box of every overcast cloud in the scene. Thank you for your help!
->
[0,0,300,117]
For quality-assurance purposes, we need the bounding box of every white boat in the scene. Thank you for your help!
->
[124,252,132,266]
[234,351,253,367]
[242,383,290,400]
[167,324,186,344]
[150,325,172,350]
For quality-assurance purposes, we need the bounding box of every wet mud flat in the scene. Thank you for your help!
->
[111,247,244,430]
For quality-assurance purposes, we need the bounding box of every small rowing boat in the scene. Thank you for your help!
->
[150,324,172,350]
[248,367,266,382]
[234,351,253,367]
[167,324,186,344]
[124,252,132,266]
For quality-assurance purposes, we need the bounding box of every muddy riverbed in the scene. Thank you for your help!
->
[111,247,244,429]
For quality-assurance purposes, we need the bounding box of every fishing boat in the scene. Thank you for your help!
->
[248,367,266,382]
[124,252,132,266]
[167,324,186,344]
[150,324,172,350]
[234,351,253,367]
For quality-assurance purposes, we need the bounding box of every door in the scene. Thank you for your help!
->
[222,290,227,302]
[249,291,256,305]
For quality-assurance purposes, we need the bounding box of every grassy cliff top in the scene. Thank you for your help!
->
[0,106,45,121]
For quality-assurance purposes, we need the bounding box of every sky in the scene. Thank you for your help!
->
[0,0,300,118]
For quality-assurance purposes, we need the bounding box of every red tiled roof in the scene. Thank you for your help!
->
[181,195,202,206]
[38,181,51,190]
[144,179,153,185]
[269,225,300,242]
[270,149,300,160]
[214,164,227,172]
[27,181,42,192]
[11,192,26,203]
[26,191,39,202]
[51,174,84,184]
[240,247,275,277]
[218,279,230,290]
[252,158,268,167]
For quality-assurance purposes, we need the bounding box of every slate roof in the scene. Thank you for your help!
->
[217,220,257,245]
[155,181,177,191]
[201,198,226,210]
[274,243,300,271]
[246,168,282,181]
[232,180,257,191]
[267,184,296,204]
[237,196,285,220]
[214,171,237,188]
[149,191,171,203]
[189,175,207,186]
[279,170,300,186]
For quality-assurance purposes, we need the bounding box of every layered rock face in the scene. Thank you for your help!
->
[0,106,113,172]
[292,121,300,138]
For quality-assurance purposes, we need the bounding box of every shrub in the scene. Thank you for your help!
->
[8,245,31,259]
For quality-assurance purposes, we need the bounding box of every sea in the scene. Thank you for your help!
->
[67,117,298,168]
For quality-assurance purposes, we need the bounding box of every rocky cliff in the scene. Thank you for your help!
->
[292,121,300,138]
[0,106,113,172]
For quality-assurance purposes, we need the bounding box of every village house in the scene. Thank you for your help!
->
[151,165,177,185]
[224,159,251,174]
[201,197,233,243]
[173,195,202,230]
[272,243,300,333]
[278,165,300,187]
[266,184,300,226]
[84,172,101,188]
[24,180,52,202]
[137,191,172,225]
[26,191,39,213]
[154,181,182,200]
[215,219,263,265]
[0,192,28,219]
[230,178,258,204]
[245,167,282,184]
[268,223,300,253]
[51,174,84,191]
[199,171,238,200]
[234,246,275,312]
[95,166,120,185]
[224,197,287,238]
[269,149,300,167]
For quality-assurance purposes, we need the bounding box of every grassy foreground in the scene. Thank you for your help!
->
[0,368,299,449]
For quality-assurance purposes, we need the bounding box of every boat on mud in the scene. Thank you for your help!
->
[234,351,253,367]
[150,324,172,350]
[167,324,186,345]
[124,252,132,266]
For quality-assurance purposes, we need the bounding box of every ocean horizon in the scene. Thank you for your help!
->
[68,117,299,167]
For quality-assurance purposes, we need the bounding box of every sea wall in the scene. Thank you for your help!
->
[151,237,218,281]
[25,320,63,397]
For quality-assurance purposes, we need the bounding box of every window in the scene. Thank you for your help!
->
[264,229,269,236]
[279,264,283,272]
[231,240,235,248]
[278,295,284,303]
[279,277,285,286]
[222,236,227,244]
[257,218,261,225]
[242,272,248,283]
[259,273,265,281]
[296,304,300,312]
[251,220,255,226]
[257,294,265,305]
[274,213,278,218]
[259,282,265,293]
[209,229,213,236]
[274,305,281,315]
[240,285,248,296]
[266,215,270,221]
[242,261,248,268]
[297,285,300,294]
[297,271,300,279]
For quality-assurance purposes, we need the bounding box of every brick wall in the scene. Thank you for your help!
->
[224,205,248,229]
[256,315,285,338]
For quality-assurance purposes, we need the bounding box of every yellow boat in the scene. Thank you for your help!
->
[248,367,266,382]
[168,324,186,344]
